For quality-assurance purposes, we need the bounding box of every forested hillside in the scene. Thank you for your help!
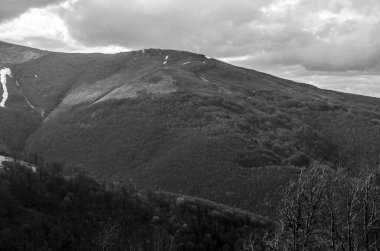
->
[0,160,277,251]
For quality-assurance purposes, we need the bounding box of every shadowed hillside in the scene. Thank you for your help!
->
[0,161,277,251]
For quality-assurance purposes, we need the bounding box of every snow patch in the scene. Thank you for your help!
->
[0,155,37,172]
[183,62,191,65]
[0,68,12,108]
[200,77,210,83]
[35,74,38,78]
[205,55,211,59]
[142,49,145,54]
[0,156,12,169]
[25,98,37,109]
[163,55,169,64]
[15,80,38,111]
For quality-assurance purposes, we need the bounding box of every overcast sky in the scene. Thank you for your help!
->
[1,0,380,97]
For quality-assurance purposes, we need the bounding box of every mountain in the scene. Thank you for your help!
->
[1,41,380,216]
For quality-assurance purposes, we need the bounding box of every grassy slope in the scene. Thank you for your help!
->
[0,40,48,66]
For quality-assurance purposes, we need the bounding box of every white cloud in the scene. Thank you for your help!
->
[0,7,71,49]
[260,0,300,17]
[0,1,129,53]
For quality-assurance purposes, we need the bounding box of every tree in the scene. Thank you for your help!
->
[279,165,327,250]
[278,165,380,251]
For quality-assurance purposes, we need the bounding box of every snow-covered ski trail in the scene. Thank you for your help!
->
[0,68,12,107]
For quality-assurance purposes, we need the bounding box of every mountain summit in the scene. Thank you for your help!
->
[0,42,379,215]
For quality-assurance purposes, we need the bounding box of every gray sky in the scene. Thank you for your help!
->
[1,0,380,97]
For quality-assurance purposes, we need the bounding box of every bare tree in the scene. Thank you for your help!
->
[279,165,328,250]
[356,166,380,251]
[278,164,380,251]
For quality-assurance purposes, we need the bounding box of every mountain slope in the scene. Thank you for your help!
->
[0,41,46,153]
[1,42,380,216]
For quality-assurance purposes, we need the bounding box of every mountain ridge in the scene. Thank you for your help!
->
[0,40,49,66]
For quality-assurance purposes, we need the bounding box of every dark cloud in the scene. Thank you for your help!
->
[61,0,267,54]
[58,0,380,73]
[0,0,63,21]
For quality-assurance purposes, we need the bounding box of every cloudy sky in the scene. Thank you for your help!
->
[1,0,380,97]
